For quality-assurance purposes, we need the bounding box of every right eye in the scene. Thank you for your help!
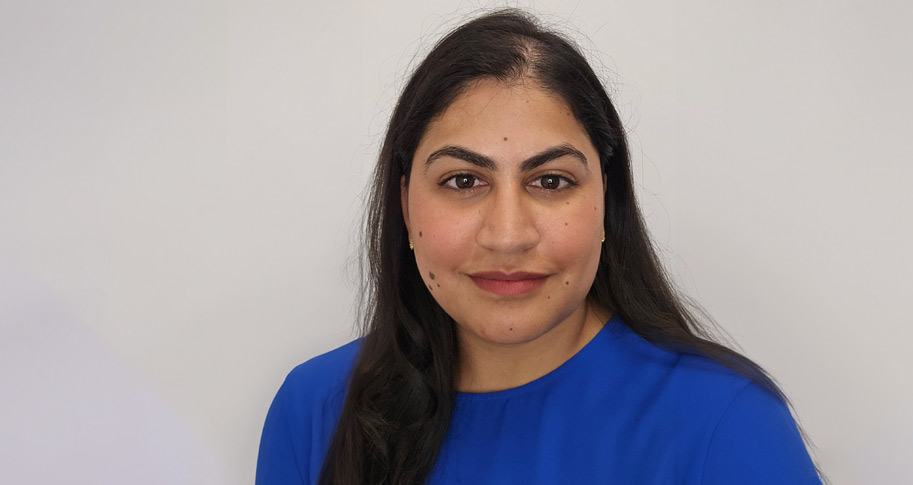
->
[441,174,486,190]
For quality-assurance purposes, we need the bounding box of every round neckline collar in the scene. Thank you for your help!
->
[455,314,623,401]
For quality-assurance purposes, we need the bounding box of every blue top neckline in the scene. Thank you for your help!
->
[454,314,622,401]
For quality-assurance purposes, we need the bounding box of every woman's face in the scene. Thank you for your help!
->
[402,79,605,349]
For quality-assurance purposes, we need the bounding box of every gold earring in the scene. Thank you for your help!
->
[601,230,605,243]
[409,238,414,250]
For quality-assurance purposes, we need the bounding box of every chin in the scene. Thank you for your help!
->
[465,318,558,346]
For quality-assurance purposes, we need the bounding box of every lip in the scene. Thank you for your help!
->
[468,271,550,296]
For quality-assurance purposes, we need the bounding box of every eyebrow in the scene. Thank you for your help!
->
[424,143,589,173]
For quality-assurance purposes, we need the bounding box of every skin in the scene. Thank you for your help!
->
[402,78,609,393]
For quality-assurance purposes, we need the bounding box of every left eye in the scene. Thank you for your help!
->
[531,175,569,190]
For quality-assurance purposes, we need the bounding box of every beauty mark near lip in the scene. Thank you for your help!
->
[469,271,549,296]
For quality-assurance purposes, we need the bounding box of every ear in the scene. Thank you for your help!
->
[401,175,411,235]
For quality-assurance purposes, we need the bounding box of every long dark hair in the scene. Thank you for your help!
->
[320,9,791,484]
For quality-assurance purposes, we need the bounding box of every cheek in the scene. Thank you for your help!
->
[543,203,603,267]
[411,205,479,283]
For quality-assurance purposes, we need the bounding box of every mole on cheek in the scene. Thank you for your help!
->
[565,281,570,285]
[437,283,440,288]
[429,271,436,280]
[565,222,568,226]
[419,231,422,237]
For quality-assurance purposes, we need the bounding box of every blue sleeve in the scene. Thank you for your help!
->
[256,376,308,485]
[701,383,821,484]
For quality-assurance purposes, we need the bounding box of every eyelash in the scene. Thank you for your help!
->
[438,173,577,192]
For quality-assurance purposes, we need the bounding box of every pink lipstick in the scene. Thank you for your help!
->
[469,271,549,296]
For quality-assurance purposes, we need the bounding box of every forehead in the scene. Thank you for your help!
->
[415,79,595,166]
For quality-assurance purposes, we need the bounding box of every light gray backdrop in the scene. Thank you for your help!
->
[2,1,910,483]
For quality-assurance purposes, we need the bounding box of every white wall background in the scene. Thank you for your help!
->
[1,1,910,483]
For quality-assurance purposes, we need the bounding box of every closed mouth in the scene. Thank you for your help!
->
[468,271,550,296]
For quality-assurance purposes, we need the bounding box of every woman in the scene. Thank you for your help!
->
[257,9,822,484]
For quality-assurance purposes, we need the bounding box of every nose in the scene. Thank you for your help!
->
[475,185,540,253]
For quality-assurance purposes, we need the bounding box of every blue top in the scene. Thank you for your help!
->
[256,316,821,484]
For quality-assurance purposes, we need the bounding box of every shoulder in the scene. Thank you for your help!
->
[668,353,761,414]
[606,323,819,483]
[608,322,759,409]
[608,323,782,422]
[280,339,362,403]
[698,377,821,484]
[255,340,362,485]
[666,355,820,484]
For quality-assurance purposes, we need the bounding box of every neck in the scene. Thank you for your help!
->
[455,303,609,393]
